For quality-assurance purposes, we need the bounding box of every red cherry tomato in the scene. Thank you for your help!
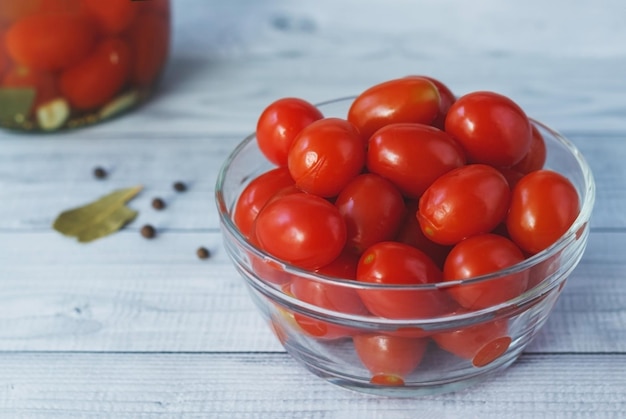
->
[0,29,9,78]
[418,164,511,245]
[511,124,547,174]
[128,13,170,86]
[233,167,295,238]
[288,118,365,197]
[409,75,456,130]
[367,123,466,198]
[315,250,360,279]
[290,274,368,340]
[356,241,454,319]
[5,13,96,71]
[506,170,580,255]
[82,0,139,35]
[443,234,528,309]
[445,91,532,167]
[1,65,57,113]
[254,192,347,270]
[59,37,131,110]
[395,200,451,269]
[247,231,293,286]
[432,316,511,367]
[353,334,428,386]
[335,174,406,254]
[137,0,170,17]
[347,77,440,140]
[255,97,323,167]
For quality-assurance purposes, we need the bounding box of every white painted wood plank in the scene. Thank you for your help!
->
[0,133,625,230]
[0,353,623,418]
[0,231,623,353]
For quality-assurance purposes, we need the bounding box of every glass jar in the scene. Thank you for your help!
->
[0,0,170,132]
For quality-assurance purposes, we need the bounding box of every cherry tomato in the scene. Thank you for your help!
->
[256,97,324,167]
[247,231,293,286]
[445,91,532,167]
[356,241,454,319]
[315,250,360,279]
[506,169,580,254]
[353,333,428,386]
[288,118,365,197]
[2,65,57,113]
[0,29,9,78]
[137,0,170,17]
[5,13,96,71]
[255,192,347,270]
[409,75,456,130]
[347,77,440,140]
[290,270,368,340]
[128,13,170,86]
[511,124,547,174]
[59,37,131,110]
[233,167,295,238]
[367,123,466,198]
[395,200,451,269]
[82,0,139,35]
[497,166,525,189]
[443,234,528,309]
[432,316,510,367]
[418,164,511,245]
[335,174,406,254]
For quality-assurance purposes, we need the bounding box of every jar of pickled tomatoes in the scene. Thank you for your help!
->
[0,0,170,132]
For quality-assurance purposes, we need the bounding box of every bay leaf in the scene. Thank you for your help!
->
[0,88,36,120]
[53,185,143,243]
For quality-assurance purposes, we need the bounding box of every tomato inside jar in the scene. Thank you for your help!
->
[0,0,170,132]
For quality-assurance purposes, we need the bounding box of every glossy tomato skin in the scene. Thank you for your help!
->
[353,333,428,386]
[335,174,406,254]
[256,97,323,167]
[367,123,466,198]
[128,12,170,87]
[5,13,96,71]
[396,200,451,269]
[506,170,580,255]
[59,37,131,110]
[443,234,528,309]
[445,91,532,167]
[254,192,347,270]
[511,124,547,174]
[418,164,511,245]
[288,118,365,197]
[356,241,454,319]
[432,316,511,367]
[233,167,295,238]
[82,0,139,35]
[409,75,456,130]
[348,77,440,141]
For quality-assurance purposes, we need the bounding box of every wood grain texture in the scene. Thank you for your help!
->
[1,0,626,416]
[0,353,624,418]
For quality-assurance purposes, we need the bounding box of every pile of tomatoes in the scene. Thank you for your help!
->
[233,76,581,384]
[0,0,169,130]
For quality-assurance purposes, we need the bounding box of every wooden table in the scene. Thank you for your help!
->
[1,1,625,417]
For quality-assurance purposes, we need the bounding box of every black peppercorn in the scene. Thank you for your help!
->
[140,224,156,239]
[151,197,166,210]
[173,181,187,192]
[93,166,107,179]
[196,247,211,260]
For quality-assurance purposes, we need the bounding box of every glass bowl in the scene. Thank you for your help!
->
[215,97,595,396]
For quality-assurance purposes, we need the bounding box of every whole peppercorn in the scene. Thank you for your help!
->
[173,181,187,192]
[140,224,156,239]
[196,247,211,260]
[151,197,166,210]
[93,166,107,179]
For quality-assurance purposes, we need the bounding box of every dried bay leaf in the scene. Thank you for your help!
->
[0,88,35,120]
[53,185,143,242]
